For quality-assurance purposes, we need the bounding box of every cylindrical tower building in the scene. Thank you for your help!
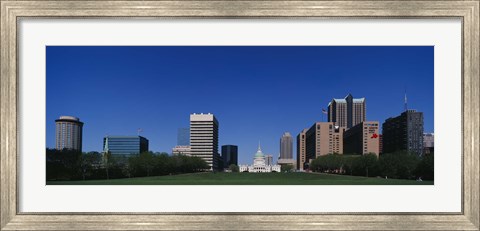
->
[55,116,83,152]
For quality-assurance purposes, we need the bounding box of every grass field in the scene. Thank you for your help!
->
[47,172,433,185]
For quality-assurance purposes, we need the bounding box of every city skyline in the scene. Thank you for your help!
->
[46,46,434,164]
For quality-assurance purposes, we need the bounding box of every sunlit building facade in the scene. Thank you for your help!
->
[327,94,366,129]
[305,122,345,164]
[296,129,308,170]
[190,113,221,170]
[172,145,191,156]
[343,121,380,156]
[55,116,83,152]
[239,144,281,173]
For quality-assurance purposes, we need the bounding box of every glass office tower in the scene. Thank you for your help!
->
[103,136,149,157]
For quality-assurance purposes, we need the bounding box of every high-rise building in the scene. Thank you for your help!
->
[305,122,345,164]
[296,128,308,170]
[55,116,83,151]
[379,134,383,154]
[190,113,220,170]
[278,132,296,168]
[327,94,366,129]
[221,145,238,168]
[343,121,380,156]
[382,110,424,156]
[280,132,293,159]
[103,136,149,157]
[177,128,190,146]
[265,154,273,166]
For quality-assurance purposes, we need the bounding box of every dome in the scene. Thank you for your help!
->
[254,143,264,158]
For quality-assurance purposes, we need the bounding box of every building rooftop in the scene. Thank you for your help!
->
[104,135,148,139]
[353,98,365,103]
[55,115,83,124]
[327,94,365,106]
[59,116,79,121]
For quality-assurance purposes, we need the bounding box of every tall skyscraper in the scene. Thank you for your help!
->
[278,132,295,168]
[221,145,238,168]
[305,122,345,164]
[379,134,383,154]
[265,154,273,166]
[280,132,293,159]
[103,136,149,157]
[343,121,380,156]
[296,128,308,170]
[55,116,83,151]
[382,109,424,156]
[177,128,190,146]
[327,93,366,129]
[190,113,220,170]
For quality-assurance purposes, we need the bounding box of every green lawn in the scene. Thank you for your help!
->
[47,172,433,185]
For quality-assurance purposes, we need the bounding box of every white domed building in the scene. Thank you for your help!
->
[239,144,281,173]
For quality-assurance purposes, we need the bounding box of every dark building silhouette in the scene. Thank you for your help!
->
[379,134,383,154]
[382,110,424,156]
[221,145,238,168]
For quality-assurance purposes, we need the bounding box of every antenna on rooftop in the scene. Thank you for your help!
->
[404,86,408,112]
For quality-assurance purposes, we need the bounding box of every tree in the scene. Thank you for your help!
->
[281,164,294,172]
[138,151,155,176]
[415,153,434,180]
[46,148,211,181]
[379,151,420,179]
[155,153,170,175]
[378,153,398,178]
[359,153,378,177]
[327,154,344,173]
[342,155,359,175]
[79,152,102,180]
[46,148,82,180]
[309,154,344,173]
[229,164,239,172]
[103,151,112,180]
[189,156,209,172]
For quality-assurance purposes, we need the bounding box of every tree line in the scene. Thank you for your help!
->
[309,151,434,180]
[46,149,209,181]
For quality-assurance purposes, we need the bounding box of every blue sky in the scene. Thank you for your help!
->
[46,46,434,164]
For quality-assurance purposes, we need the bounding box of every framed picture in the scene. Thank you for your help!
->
[1,0,478,230]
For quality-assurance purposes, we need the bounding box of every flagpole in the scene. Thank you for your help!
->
[321,108,327,122]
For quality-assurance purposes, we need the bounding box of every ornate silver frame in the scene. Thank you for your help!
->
[1,1,479,230]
